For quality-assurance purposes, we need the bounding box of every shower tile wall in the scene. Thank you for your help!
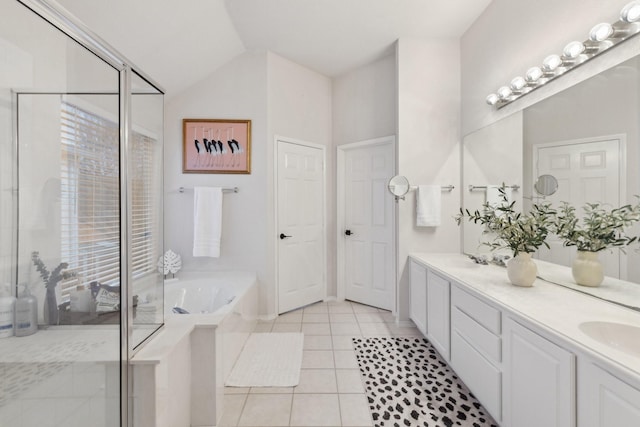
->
[0,330,120,427]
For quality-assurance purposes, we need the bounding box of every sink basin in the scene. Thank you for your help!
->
[579,321,640,358]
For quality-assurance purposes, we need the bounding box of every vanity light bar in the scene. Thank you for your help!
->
[486,0,640,108]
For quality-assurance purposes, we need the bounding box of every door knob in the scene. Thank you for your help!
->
[345,229,353,236]
[279,233,292,240]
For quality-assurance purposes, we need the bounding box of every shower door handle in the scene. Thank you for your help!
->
[279,233,292,240]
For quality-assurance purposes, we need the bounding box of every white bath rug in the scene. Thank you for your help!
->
[225,332,304,387]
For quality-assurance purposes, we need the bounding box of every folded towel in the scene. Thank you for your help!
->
[486,185,513,208]
[193,187,223,257]
[416,185,441,227]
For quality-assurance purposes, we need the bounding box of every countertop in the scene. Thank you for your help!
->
[410,253,640,378]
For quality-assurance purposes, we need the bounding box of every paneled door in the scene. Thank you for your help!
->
[339,137,395,310]
[534,137,623,278]
[277,139,326,314]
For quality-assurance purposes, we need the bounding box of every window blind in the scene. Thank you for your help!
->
[59,101,158,298]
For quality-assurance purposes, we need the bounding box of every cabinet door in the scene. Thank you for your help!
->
[503,317,575,427]
[579,362,640,427]
[426,270,450,360]
[409,260,427,335]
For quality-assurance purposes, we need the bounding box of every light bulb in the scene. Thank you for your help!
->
[621,1,640,22]
[497,86,512,100]
[589,23,614,42]
[563,41,585,58]
[542,54,563,72]
[510,76,526,91]
[486,93,499,105]
[525,67,543,82]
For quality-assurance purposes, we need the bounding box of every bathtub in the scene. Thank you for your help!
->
[164,270,256,316]
[133,270,258,427]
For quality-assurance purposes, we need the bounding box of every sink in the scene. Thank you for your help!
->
[579,321,640,358]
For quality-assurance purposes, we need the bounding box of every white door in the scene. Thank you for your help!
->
[340,139,395,310]
[534,137,623,278]
[277,140,326,314]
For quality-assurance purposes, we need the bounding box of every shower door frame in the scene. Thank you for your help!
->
[15,2,165,426]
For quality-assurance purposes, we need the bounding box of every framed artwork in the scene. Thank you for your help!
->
[182,118,251,174]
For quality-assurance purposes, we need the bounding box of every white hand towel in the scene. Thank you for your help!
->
[416,185,441,227]
[486,185,513,207]
[193,187,223,257]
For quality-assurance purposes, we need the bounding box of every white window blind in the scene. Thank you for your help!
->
[60,101,158,297]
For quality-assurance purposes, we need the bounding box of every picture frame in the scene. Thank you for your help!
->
[182,118,251,174]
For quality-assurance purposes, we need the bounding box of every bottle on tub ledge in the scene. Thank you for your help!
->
[15,282,38,337]
[0,283,16,338]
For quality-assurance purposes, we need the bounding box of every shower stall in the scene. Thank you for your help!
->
[1,1,164,426]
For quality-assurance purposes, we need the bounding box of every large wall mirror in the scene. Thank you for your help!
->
[462,54,640,311]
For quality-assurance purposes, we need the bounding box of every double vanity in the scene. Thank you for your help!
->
[409,253,640,427]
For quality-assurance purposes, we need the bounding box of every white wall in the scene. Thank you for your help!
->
[396,38,461,320]
[462,0,631,136]
[164,50,332,316]
[332,54,396,145]
[266,52,332,312]
[164,51,270,312]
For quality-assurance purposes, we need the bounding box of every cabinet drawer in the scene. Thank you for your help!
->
[452,285,501,334]
[451,307,501,363]
[451,329,502,423]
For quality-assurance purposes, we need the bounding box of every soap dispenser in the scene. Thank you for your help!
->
[0,284,16,338]
[15,282,38,337]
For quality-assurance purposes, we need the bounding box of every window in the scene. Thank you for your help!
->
[59,101,158,297]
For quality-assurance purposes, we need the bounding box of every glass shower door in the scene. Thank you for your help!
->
[1,1,164,426]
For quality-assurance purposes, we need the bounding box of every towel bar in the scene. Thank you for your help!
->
[178,186,238,193]
[468,185,520,192]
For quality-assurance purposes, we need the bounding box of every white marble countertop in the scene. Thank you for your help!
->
[410,253,640,379]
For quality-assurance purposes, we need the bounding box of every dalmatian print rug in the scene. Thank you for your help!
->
[352,337,498,427]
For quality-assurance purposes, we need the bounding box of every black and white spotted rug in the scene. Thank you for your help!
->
[352,337,498,427]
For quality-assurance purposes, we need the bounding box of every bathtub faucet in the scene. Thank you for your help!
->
[172,306,189,314]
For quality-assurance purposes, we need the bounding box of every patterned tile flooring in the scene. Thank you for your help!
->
[218,300,424,427]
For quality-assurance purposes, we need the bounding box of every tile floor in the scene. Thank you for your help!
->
[218,300,423,427]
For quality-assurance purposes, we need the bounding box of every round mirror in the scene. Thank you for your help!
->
[388,175,410,197]
[534,174,559,196]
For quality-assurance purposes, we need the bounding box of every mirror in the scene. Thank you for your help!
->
[534,174,558,196]
[462,54,640,311]
[388,175,410,197]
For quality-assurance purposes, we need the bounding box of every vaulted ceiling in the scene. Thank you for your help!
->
[57,0,492,97]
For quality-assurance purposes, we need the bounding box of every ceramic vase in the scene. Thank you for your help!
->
[572,250,604,287]
[507,253,537,287]
[43,286,59,325]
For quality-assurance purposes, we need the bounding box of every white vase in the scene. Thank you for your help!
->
[506,253,537,287]
[572,250,604,287]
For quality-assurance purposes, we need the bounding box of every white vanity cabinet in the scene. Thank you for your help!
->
[409,259,427,335]
[408,260,450,359]
[578,361,640,427]
[426,269,450,360]
[408,253,640,427]
[450,285,502,423]
[503,317,575,427]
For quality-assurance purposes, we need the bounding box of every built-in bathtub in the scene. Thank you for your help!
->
[132,271,258,427]
[164,271,253,317]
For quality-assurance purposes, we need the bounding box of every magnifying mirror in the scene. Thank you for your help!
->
[388,175,410,197]
[534,174,559,196]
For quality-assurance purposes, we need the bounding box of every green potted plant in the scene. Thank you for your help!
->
[456,189,555,287]
[554,201,640,287]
